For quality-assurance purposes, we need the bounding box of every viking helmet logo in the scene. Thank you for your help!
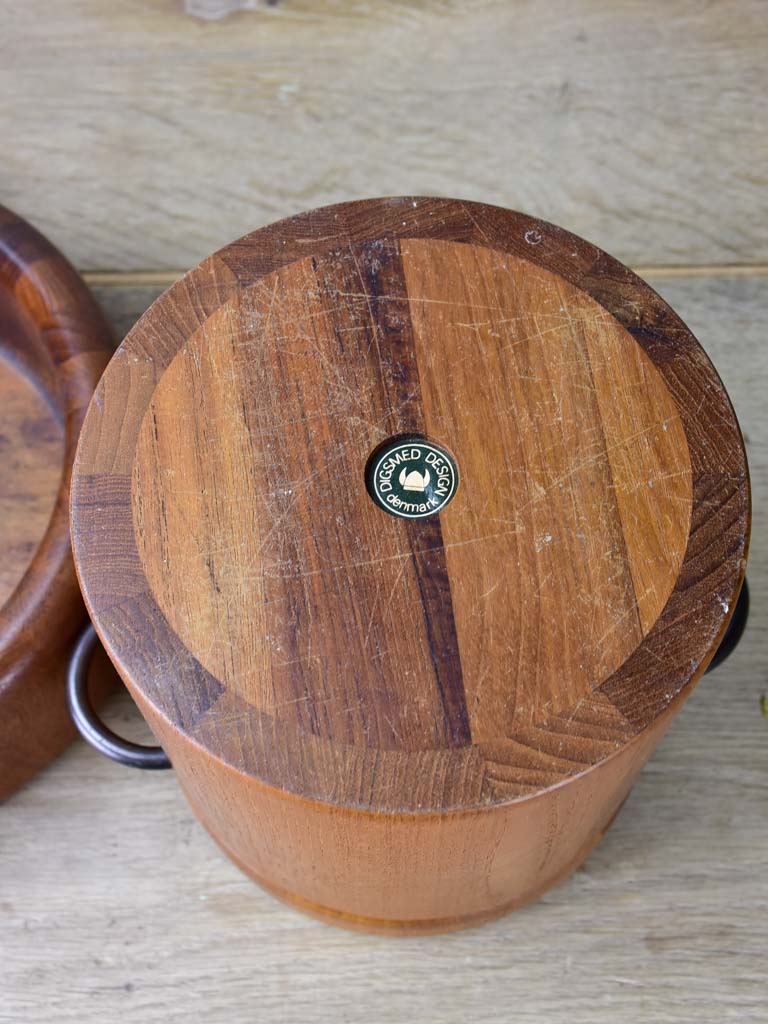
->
[367,437,458,519]
[399,467,430,492]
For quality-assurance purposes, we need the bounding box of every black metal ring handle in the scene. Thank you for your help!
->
[705,577,750,674]
[67,624,172,770]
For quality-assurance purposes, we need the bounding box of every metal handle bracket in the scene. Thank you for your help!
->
[67,624,172,770]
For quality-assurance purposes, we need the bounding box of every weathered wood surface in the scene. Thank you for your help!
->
[1,0,766,272]
[2,272,766,1019]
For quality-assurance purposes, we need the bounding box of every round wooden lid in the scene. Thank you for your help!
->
[71,198,750,812]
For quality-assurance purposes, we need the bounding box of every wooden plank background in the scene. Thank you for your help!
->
[1,0,767,271]
[1,2,766,1022]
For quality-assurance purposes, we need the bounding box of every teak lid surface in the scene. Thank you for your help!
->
[71,198,750,813]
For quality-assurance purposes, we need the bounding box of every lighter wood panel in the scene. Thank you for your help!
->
[584,321,692,635]
[2,0,766,271]
[401,240,691,738]
[132,300,273,714]
[0,353,62,606]
[132,255,461,751]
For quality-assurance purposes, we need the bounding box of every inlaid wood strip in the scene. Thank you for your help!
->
[402,519,471,747]
[353,238,470,747]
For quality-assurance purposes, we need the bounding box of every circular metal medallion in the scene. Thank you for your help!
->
[366,436,459,520]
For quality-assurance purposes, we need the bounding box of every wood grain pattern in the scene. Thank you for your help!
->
[0,349,63,608]
[70,199,749,930]
[1,0,766,272]
[0,205,113,801]
[402,239,691,741]
[4,270,764,1019]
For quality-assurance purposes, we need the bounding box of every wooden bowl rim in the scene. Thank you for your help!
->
[0,205,112,682]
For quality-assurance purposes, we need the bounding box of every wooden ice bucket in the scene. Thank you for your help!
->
[69,198,750,933]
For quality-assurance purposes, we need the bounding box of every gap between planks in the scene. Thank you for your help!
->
[83,264,768,288]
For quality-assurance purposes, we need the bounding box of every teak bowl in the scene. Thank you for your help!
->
[69,198,750,933]
[0,205,112,800]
